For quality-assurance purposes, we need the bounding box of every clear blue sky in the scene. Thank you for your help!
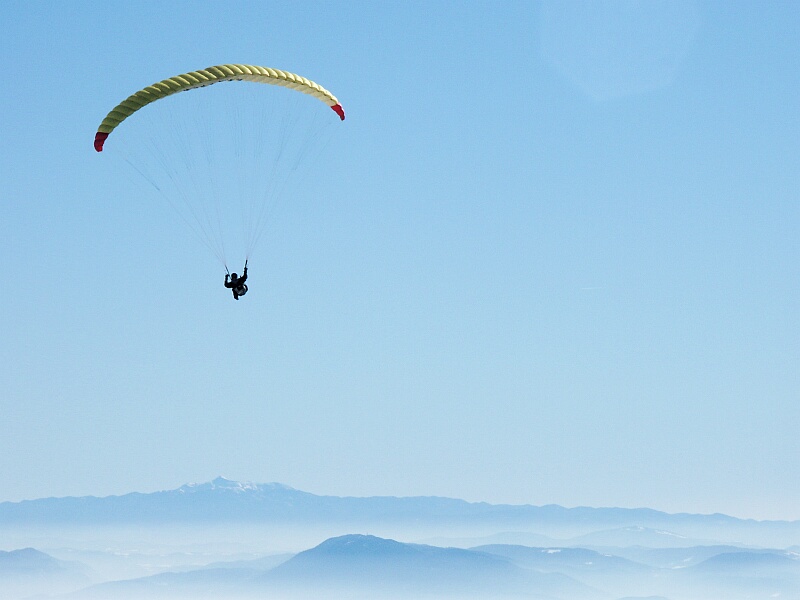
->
[1,0,797,520]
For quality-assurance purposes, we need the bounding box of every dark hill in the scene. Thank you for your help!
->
[66,534,604,599]
[263,534,603,599]
[0,548,91,598]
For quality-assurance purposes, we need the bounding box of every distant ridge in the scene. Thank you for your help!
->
[1,477,797,547]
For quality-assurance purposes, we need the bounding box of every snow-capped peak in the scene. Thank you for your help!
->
[210,476,259,491]
[176,477,295,494]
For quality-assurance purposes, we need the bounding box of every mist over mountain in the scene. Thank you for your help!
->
[65,534,604,600]
[473,544,658,598]
[596,544,767,568]
[52,534,800,600]
[693,549,800,575]
[2,477,797,547]
[473,544,652,574]
[674,550,800,599]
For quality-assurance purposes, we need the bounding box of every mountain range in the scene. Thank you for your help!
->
[1,476,797,548]
[2,477,798,600]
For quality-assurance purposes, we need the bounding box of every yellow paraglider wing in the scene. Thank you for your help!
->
[94,64,344,151]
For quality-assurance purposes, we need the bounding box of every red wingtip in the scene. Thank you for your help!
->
[94,131,109,152]
[331,104,345,121]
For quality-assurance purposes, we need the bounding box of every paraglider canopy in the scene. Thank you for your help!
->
[94,63,345,273]
[94,64,344,152]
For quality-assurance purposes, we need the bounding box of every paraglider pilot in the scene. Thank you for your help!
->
[225,264,248,300]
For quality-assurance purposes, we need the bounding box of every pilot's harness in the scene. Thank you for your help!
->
[226,260,249,296]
